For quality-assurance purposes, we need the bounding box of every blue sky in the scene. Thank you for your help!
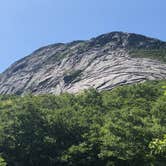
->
[0,0,166,72]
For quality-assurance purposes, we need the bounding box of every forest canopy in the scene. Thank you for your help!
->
[0,80,165,166]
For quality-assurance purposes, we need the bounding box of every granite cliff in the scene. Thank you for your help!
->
[0,32,166,95]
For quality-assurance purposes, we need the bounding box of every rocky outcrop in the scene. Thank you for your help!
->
[0,31,166,95]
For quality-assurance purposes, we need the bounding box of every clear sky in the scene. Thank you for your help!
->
[0,0,166,72]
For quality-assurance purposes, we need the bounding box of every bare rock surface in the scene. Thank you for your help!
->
[0,32,166,95]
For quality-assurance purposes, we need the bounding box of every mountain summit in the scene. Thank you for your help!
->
[0,32,166,95]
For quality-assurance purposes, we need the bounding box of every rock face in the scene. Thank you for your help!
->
[0,31,166,95]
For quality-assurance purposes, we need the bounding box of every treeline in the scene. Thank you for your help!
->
[0,81,166,166]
